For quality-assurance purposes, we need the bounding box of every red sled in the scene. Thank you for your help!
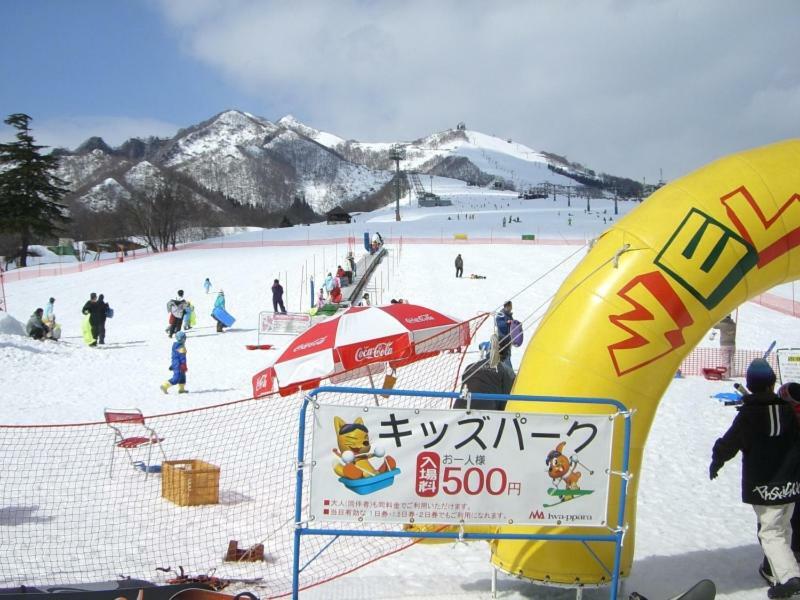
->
[702,366,727,380]
[245,344,273,350]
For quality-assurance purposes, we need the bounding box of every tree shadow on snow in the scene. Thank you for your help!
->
[0,505,54,526]
[461,543,765,599]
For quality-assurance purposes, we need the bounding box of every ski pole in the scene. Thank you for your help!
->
[573,457,595,475]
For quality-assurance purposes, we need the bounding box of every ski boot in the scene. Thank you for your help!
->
[178,384,188,394]
[160,382,170,394]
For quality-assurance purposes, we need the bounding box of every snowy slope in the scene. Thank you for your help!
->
[3,172,796,600]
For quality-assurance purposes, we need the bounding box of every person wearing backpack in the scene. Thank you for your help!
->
[166,290,187,338]
[495,301,514,368]
[96,294,111,345]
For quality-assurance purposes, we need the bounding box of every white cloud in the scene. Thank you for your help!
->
[0,116,180,151]
[155,1,800,180]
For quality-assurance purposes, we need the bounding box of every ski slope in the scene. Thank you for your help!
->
[1,185,799,599]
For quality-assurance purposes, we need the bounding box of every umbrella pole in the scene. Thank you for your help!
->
[367,372,381,406]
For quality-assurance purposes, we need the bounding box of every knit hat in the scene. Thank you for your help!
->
[175,331,186,343]
[779,382,800,403]
[746,358,776,392]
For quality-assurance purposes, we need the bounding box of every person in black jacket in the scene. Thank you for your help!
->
[81,292,105,347]
[96,294,111,344]
[710,359,800,598]
[271,279,286,314]
[453,342,515,411]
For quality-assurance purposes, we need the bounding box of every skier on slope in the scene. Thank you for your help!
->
[161,331,189,394]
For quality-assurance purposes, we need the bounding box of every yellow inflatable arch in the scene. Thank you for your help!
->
[493,139,800,584]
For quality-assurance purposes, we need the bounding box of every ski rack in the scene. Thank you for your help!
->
[292,386,633,600]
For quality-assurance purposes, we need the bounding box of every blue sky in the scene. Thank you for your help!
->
[1,0,249,142]
[1,1,798,182]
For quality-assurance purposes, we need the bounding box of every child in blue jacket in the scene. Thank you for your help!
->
[161,331,189,394]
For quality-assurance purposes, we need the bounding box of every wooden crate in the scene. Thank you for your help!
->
[162,460,220,506]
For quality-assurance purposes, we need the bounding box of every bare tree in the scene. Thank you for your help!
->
[123,184,189,252]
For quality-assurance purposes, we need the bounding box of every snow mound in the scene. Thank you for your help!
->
[0,312,25,336]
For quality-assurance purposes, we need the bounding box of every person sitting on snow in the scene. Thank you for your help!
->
[26,308,50,341]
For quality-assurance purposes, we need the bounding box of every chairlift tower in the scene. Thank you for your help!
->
[389,145,406,221]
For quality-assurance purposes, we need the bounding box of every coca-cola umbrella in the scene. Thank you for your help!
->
[252,304,469,397]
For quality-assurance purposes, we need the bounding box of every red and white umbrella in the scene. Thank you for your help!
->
[252,304,469,397]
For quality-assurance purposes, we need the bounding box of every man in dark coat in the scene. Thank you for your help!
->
[710,359,800,597]
[271,279,286,314]
[453,342,515,410]
[96,294,111,344]
[82,292,105,347]
[455,254,464,278]
[495,301,514,367]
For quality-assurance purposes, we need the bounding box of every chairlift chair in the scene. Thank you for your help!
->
[104,408,166,478]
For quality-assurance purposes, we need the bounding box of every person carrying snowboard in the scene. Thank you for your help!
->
[161,331,189,394]
[182,301,195,330]
[212,290,227,332]
[272,279,287,314]
[82,292,105,347]
[166,290,187,338]
[710,359,800,598]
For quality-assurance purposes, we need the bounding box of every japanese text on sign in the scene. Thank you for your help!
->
[309,403,616,527]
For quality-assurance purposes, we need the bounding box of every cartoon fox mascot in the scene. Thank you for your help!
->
[332,416,396,479]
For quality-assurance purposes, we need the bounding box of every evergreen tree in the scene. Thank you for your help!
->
[0,113,70,266]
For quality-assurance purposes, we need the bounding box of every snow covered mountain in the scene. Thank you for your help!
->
[56,111,612,220]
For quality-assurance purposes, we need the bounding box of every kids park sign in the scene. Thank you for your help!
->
[308,404,615,527]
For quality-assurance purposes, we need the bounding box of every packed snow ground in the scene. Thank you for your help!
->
[2,182,800,599]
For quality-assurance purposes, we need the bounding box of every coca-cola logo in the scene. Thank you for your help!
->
[294,336,328,352]
[354,342,394,362]
[255,374,268,390]
[404,314,435,324]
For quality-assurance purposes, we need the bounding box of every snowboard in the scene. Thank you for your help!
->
[543,487,594,507]
[629,578,716,600]
[211,307,236,327]
[81,314,94,345]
